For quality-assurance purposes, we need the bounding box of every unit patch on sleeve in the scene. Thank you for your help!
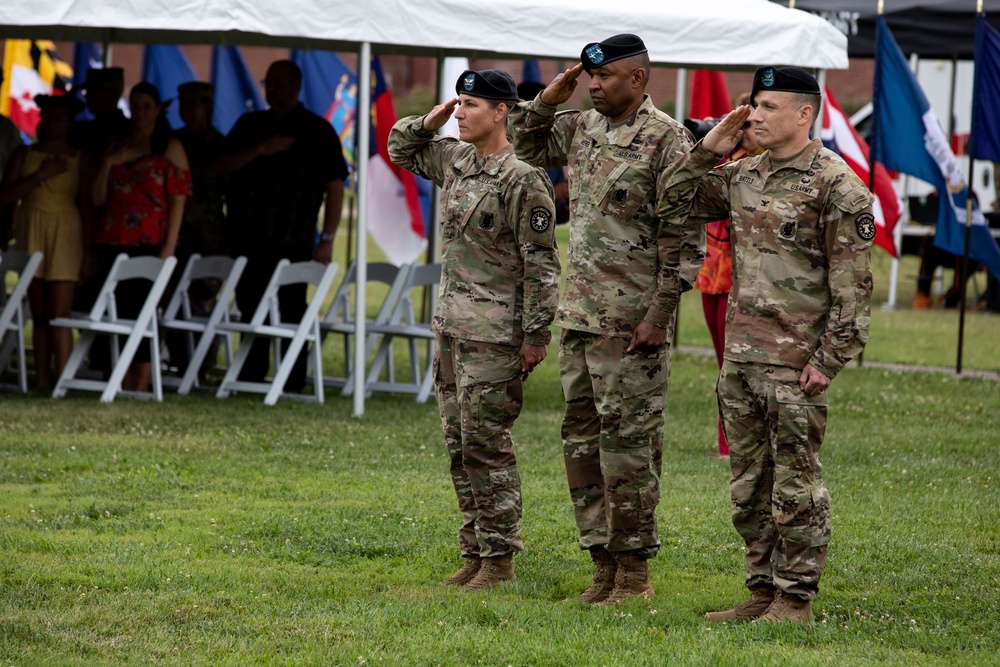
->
[530,207,552,232]
[856,212,877,241]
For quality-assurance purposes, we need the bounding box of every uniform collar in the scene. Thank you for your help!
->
[767,138,823,172]
[453,143,515,178]
[582,94,657,147]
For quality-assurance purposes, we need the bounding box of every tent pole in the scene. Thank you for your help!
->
[957,157,975,375]
[675,68,687,123]
[353,42,372,418]
[813,69,826,140]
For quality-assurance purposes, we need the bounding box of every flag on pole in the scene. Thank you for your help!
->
[367,56,427,265]
[821,87,901,257]
[971,15,1000,163]
[1,40,73,139]
[521,60,542,85]
[689,70,731,120]
[211,45,265,135]
[291,51,425,265]
[871,16,1000,280]
[141,45,198,130]
[70,43,104,121]
[291,49,356,171]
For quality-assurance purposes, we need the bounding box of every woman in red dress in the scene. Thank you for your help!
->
[92,81,191,392]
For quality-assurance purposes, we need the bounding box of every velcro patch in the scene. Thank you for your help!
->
[530,207,552,232]
[856,212,877,241]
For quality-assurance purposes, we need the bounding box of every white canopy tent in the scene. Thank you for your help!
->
[2,0,848,416]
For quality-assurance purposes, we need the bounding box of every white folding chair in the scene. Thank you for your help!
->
[0,250,44,393]
[363,262,441,403]
[159,254,247,395]
[51,253,177,402]
[216,259,338,405]
[314,260,411,394]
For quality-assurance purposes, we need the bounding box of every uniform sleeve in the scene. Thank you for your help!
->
[508,97,579,169]
[658,142,736,226]
[387,115,462,186]
[807,180,875,380]
[317,121,349,184]
[509,169,561,346]
[645,130,706,328]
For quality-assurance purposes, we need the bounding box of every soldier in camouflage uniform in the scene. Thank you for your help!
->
[388,69,560,592]
[508,34,705,604]
[663,67,874,623]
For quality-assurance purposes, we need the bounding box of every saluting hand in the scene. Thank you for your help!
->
[540,63,585,106]
[703,105,753,156]
[423,98,458,132]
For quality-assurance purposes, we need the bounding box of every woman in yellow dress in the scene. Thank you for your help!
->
[0,95,94,391]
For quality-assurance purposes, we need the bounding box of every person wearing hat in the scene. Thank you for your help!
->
[164,81,227,376]
[509,34,705,605]
[0,94,95,391]
[388,69,561,592]
[663,67,875,623]
[68,67,130,170]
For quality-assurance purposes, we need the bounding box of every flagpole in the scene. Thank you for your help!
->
[958,0,986,374]
[353,43,372,418]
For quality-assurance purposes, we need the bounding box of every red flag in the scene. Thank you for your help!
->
[821,87,902,257]
[689,70,731,120]
[367,57,427,266]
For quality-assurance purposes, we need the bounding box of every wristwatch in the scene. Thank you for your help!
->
[320,232,335,243]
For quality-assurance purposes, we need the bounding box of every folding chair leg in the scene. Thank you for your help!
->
[217,333,255,398]
[53,331,96,398]
[264,333,313,406]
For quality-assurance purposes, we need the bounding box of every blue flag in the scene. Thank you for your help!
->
[71,43,103,121]
[141,45,198,130]
[291,49,358,175]
[971,15,1000,163]
[522,60,542,84]
[210,45,265,135]
[871,16,1000,280]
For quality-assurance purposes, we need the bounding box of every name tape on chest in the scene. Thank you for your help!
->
[612,149,649,162]
[736,174,760,188]
[786,182,820,198]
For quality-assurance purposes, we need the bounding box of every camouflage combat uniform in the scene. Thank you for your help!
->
[663,138,874,600]
[509,95,705,558]
[388,115,560,558]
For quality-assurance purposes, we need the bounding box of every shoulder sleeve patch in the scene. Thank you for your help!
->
[530,206,552,232]
[855,212,877,241]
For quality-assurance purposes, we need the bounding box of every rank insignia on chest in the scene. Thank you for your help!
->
[530,207,552,232]
[856,212,877,241]
[612,188,628,204]
[479,212,495,230]
[779,220,797,240]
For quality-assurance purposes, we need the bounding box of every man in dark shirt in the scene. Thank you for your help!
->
[216,60,347,390]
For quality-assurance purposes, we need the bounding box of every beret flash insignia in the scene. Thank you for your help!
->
[530,207,552,232]
[463,73,475,91]
[762,67,775,87]
[585,44,605,65]
[856,212,877,240]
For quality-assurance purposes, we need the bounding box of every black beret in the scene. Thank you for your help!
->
[581,34,647,73]
[456,69,518,101]
[34,94,85,116]
[516,81,546,102]
[177,81,215,102]
[81,67,124,90]
[750,66,820,105]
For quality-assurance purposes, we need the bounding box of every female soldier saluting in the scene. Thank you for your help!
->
[389,69,561,591]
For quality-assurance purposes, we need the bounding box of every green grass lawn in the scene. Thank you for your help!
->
[1,229,998,665]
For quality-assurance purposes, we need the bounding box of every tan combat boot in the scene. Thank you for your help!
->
[595,552,654,605]
[578,547,617,603]
[755,592,814,624]
[463,554,515,591]
[704,587,775,623]
[442,555,481,586]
